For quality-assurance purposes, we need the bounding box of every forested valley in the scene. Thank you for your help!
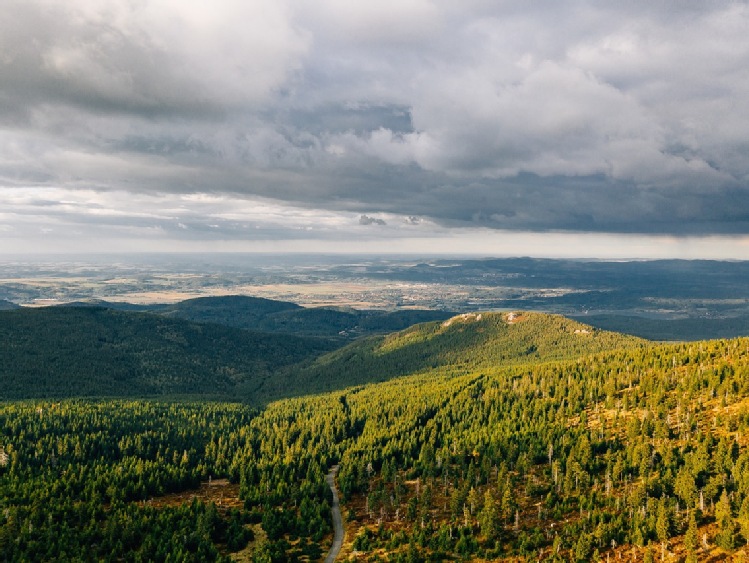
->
[3,308,749,561]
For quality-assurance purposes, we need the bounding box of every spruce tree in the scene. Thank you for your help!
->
[478,489,498,542]
[715,489,736,551]
[684,510,698,563]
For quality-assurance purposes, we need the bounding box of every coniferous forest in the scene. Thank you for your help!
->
[2,305,749,561]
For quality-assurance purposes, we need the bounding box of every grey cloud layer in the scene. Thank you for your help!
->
[2,0,749,237]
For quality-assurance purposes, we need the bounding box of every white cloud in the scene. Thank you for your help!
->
[295,0,442,44]
[1,0,309,115]
[1,0,749,252]
[0,187,445,254]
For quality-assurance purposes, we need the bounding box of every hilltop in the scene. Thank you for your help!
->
[270,311,647,396]
[160,295,302,325]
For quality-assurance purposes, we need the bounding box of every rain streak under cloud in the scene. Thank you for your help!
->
[1,0,749,257]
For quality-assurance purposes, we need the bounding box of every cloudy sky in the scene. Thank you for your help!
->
[2,0,749,258]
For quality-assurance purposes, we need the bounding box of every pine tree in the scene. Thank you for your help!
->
[655,496,670,544]
[478,489,498,542]
[574,533,592,562]
[500,482,516,522]
[674,466,697,508]
[684,510,698,563]
[715,489,736,551]
[738,496,749,546]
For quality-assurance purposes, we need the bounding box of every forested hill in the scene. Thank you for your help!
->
[160,295,302,325]
[159,296,454,339]
[0,307,646,402]
[55,295,454,340]
[0,306,336,400]
[573,313,749,342]
[272,311,648,396]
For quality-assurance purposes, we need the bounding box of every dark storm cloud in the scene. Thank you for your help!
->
[2,0,749,241]
[359,215,387,226]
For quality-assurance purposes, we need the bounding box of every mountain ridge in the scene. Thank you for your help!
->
[48,295,454,340]
[268,311,648,397]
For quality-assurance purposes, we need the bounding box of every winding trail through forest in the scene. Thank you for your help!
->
[324,465,344,563]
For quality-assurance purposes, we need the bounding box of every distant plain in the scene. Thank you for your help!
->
[2,253,749,341]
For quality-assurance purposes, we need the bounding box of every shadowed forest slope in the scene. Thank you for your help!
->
[0,306,335,400]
